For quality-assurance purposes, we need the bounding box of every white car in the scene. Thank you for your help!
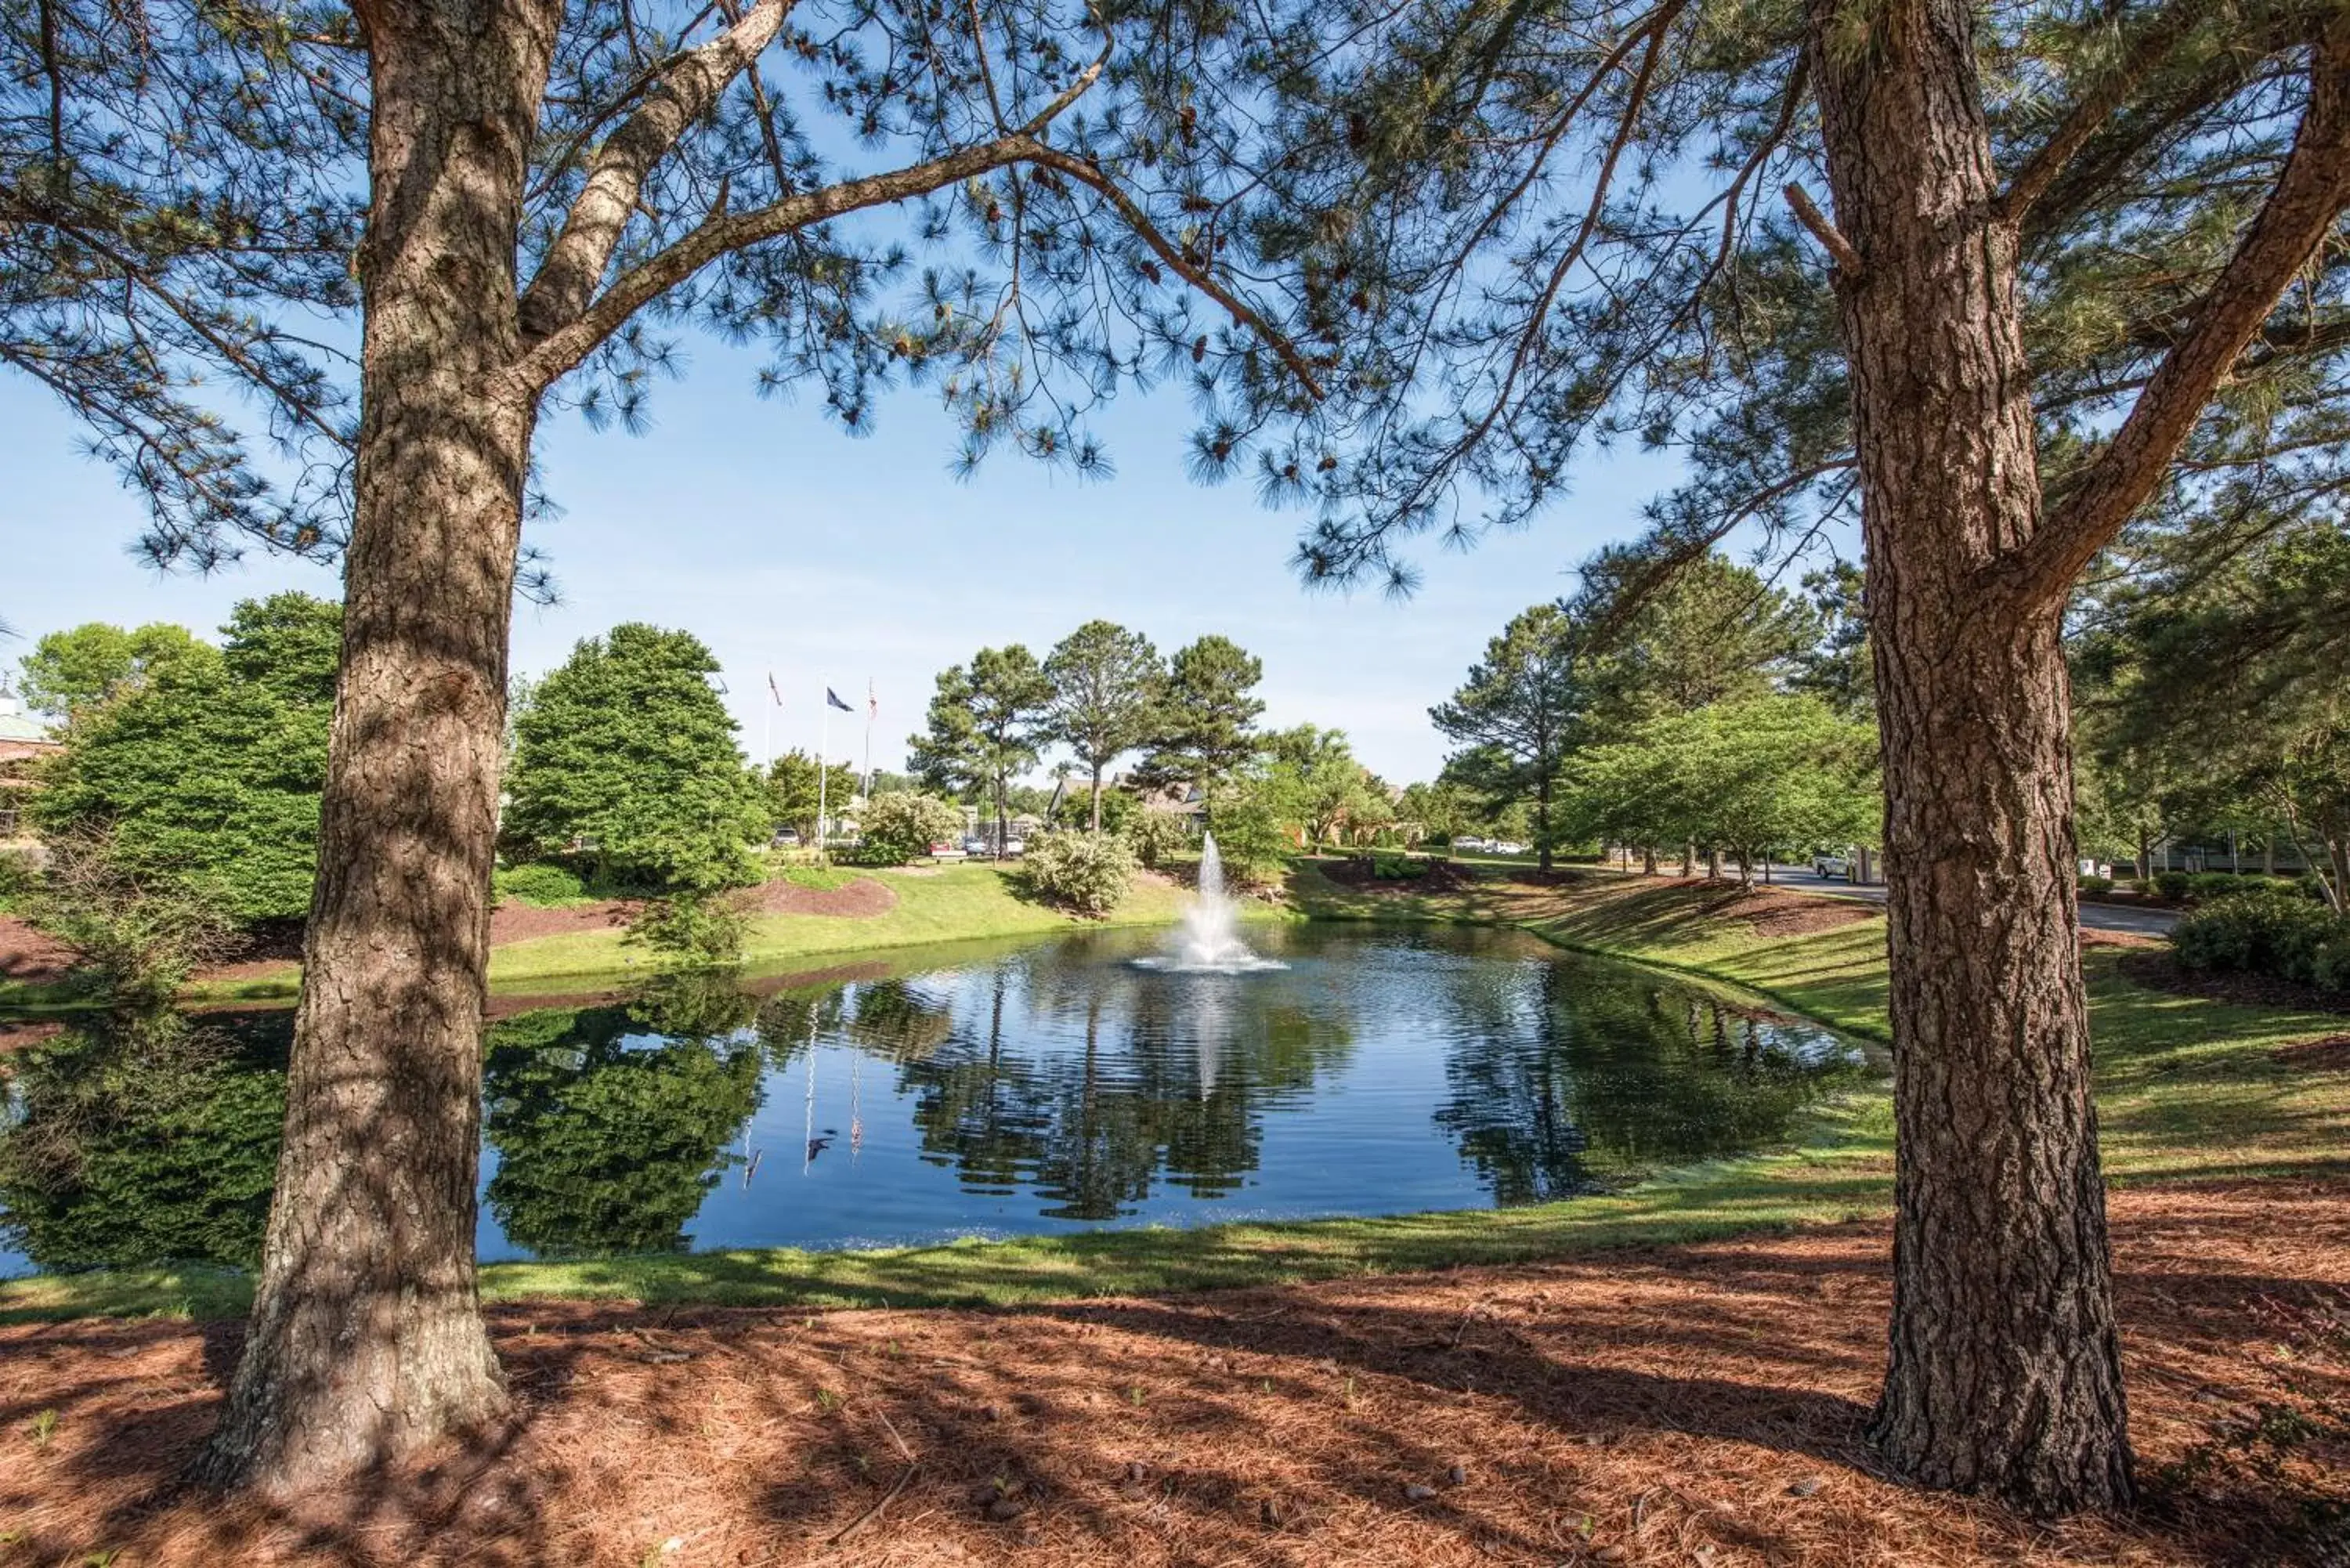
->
[1455,836,1488,851]
[1490,840,1528,855]
[1813,849,1854,878]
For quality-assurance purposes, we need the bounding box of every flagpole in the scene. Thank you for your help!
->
[818,689,831,864]
[862,677,875,801]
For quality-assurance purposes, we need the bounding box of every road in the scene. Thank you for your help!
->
[1759,863,2178,938]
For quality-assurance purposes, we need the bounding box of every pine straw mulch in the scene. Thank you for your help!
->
[2,1180,2345,1568]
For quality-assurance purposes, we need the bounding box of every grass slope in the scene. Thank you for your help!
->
[5,865,2341,1323]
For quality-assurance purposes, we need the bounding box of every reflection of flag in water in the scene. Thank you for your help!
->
[826,688,853,712]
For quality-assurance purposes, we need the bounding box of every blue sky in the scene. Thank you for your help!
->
[1,340,1682,783]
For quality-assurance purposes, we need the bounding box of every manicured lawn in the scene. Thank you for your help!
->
[8,863,2338,1323]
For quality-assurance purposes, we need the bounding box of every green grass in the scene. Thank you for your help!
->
[5,861,2340,1323]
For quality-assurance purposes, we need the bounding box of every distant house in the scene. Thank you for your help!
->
[1123,776,1208,826]
[0,690,61,840]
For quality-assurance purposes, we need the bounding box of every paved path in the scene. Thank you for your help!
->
[1759,864,2178,938]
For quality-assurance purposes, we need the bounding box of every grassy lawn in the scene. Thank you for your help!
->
[6,862,2338,1323]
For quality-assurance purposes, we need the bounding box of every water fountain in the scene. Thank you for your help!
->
[1133,833,1286,973]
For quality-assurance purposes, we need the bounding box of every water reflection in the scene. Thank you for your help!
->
[0,926,1874,1274]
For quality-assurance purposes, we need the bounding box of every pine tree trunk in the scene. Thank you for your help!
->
[193,2,560,1497]
[1805,0,2131,1515]
[1536,771,1553,871]
[1090,763,1104,832]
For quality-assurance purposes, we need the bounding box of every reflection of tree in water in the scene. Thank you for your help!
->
[481,987,762,1257]
[891,957,1357,1220]
[0,1008,287,1270]
[1436,957,1866,1202]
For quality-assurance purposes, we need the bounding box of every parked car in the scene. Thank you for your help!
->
[927,840,968,858]
[771,829,801,847]
[1489,840,1528,855]
[963,836,992,855]
[1812,848,1854,878]
[1455,836,1489,852]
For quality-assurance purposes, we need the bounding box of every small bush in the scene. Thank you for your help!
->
[856,791,964,865]
[1121,811,1193,869]
[20,829,234,1002]
[494,862,588,906]
[624,890,748,969]
[0,847,38,913]
[1023,830,1136,917]
[1371,853,1427,880]
[2078,874,2115,898]
[2171,890,2350,990]
[2153,870,2193,902]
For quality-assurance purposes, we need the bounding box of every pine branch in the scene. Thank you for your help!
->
[1995,0,2200,226]
[518,0,800,344]
[2004,12,2350,608]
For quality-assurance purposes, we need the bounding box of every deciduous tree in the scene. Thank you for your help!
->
[16,623,208,718]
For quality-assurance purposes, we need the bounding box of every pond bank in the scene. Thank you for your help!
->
[0,861,1252,1010]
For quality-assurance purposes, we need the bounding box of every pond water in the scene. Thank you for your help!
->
[0,924,1873,1276]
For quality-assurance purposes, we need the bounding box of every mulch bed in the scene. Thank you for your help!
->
[741,876,898,919]
[1318,858,1484,896]
[0,914,74,986]
[2118,949,2350,1017]
[2,1180,2341,1566]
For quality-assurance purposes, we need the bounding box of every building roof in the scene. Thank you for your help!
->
[0,695,55,746]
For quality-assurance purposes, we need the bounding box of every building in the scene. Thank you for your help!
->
[0,689,61,840]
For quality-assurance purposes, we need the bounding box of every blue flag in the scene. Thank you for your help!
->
[825,688,854,712]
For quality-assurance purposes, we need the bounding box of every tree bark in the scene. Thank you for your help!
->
[191,0,560,1497]
[1536,770,1553,871]
[1090,762,1104,832]
[1805,0,2131,1515]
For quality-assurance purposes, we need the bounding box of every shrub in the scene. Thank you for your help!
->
[2171,890,2350,989]
[2078,874,2114,898]
[1121,811,1193,869]
[1022,830,1136,917]
[20,829,234,1003]
[494,862,588,906]
[1372,853,1427,880]
[2153,870,2193,902]
[1205,791,1293,888]
[0,847,38,913]
[624,891,748,969]
[855,792,964,865]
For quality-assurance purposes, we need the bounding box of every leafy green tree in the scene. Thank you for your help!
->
[1573,697,1878,888]
[503,625,768,893]
[908,646,1051,851]
[1261,725,1382,848]
[1431,604,1582,869]
[1043,620,1163,829]
[763,750,856,844]
[1394,779,1473,847]
[1137,635,1265,807]
[17,623,208,718]
[33,595,341,922]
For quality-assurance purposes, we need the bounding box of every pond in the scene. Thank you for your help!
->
[0,923,1874,1276]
